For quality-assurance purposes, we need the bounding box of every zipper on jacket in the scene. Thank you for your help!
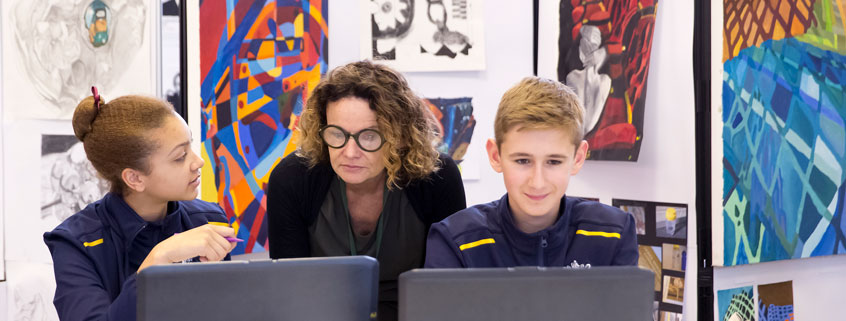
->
[538,235,548,266]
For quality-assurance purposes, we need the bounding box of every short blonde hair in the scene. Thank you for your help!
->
[297,61,440,189]
[494,77,584,148]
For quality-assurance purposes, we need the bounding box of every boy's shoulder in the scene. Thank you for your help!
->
[567,197,631,229]
[435,198,505,238]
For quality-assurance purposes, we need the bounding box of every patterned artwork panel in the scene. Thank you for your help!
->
[721,0,846,265]
[199,0,328,254]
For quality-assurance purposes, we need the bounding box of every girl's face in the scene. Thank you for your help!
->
[138,114,204,202]
[324,97,387,187]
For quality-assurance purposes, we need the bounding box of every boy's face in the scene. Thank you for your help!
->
[486,126,588,222]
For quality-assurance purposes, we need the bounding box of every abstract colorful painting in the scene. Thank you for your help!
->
[424,97,476,163]
[538,0,659,161]
[757,281,794,321]
[719,0,846,266]
[717,286,756,321]
[199,0,327,254]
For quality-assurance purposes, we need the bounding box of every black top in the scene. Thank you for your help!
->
[267,153,466,321]
[310,178,426,319]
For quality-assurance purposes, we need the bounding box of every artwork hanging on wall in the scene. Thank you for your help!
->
[424,97,476,163]
[5,122,86,266]
[537,0,659,161]
[360,0,486,71]
[199,0,328,254]
[717,286,756,321]
[5,261,59,321]
[614,199,687,318]
[161,0,183,116]
[40,135,109,222]
[1,0,158,120]
[757,281,794,321]
[712,0,846,266]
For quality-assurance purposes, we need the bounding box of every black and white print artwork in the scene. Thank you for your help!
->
[161,0,182,113]
[41,135,109,222]
[361,0,486,71]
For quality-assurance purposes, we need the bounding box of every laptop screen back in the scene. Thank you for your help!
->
[399,266,654,321]
[137,256,379,321]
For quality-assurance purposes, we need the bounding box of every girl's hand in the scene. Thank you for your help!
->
[138,224,237,272]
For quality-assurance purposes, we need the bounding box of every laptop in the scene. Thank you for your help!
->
[399,266,654,321]
[137,256,379,321]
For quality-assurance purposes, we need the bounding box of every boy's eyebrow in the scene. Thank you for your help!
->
[507,152,569,159]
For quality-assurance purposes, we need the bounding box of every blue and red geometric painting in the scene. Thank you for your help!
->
[721,0,846,265]
[199,0,327,254]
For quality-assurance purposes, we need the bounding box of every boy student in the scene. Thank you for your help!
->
[424,77,638,268]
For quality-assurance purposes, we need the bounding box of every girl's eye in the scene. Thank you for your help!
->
[515,159,530,165]
[175,152,187,162]
[548,160,562,165]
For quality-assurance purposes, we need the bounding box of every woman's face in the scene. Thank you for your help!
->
[324,97,387,187]
[137,114,204,201]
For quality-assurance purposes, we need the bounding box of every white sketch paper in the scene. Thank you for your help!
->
[4,121,78,264]
[1,0,158,120]
[41,135,109,222]
[361,0,486,71]
[6,261,60,321]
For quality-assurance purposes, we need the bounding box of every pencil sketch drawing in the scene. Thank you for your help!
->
[41,135,108,222]
[10,0,147,117]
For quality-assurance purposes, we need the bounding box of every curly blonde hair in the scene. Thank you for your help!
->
[297,61,440,189]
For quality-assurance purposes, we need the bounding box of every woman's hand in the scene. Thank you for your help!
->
[138,224,237,272]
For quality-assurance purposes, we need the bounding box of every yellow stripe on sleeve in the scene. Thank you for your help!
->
[83,239,104,247]
[208,221,231,227]
[576,230,621,239]
[459,238,495,251]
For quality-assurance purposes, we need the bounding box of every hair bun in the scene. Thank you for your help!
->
[72,96,100,141]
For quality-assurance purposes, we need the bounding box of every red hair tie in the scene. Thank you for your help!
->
[91,86,101,111]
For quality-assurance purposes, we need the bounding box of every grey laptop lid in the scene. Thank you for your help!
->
[137,256,379,321]
[399,266,654,321]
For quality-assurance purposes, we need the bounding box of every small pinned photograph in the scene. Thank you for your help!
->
[656,205,687,239]
[662,244,686,272]
[662,275,684,305]
[619,204,647,235]
[717,286,755,321]
[638,245,662,291]
[758,281,793,321]
[659,311,683,321]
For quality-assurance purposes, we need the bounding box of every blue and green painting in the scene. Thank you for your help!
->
[722,0,846,265]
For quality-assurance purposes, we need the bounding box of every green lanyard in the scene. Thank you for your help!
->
[339,181,388,257]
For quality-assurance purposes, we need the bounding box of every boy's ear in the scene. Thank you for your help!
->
[486,138,503,173]
[570,140,589,175]
[121,168,146,193]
